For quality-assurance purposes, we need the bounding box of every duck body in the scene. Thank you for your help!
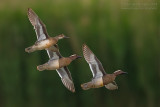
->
[37,57,72,71]
[35,37,58,49]
[81,74,116,90]
[37,54,81,71]
[25,37,58,53]
[102,74,116,85]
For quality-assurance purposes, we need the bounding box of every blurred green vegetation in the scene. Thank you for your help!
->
[0,0,159,107]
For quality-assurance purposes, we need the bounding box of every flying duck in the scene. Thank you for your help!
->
[46,46,81,93]
[26,8,76,92]
[81,44,127,90]
[25,8,69,53]
[37,54,82,71]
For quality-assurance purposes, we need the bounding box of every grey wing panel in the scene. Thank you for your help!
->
[36,18,49,41]
[89,64,103,78]
[46,45,61,59]
[27,8,49,41]
[83,44,106,78]
[35,25,46,41]
[95,57,107,75]
[46,50,60,60]
[56,67,75,92]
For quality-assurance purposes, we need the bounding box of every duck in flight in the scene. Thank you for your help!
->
[25,8,69,53]
[26,8,77,92]
[37,54,82,71]
[45,45,81,93]
[81,44,127,90]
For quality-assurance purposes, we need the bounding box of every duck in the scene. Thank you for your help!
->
[37,54,82,71]
[37,49,81,93]
[46,45,79,92]
[25,8,76,92]
[81,44,127,90]
[25,8,69,53]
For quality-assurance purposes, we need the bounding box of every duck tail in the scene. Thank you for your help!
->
[25,46,35,53]
[81,82,93,90]
[37,65,45,71]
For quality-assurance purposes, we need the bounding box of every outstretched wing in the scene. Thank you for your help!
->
[56,67,75,92]
[47,47,75,93]
[82,44,106,79]
[28,8,75,92]
[28,8,49,41]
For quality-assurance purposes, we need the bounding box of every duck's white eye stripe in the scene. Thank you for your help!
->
[70,54,76,57]
[114,70,121,73]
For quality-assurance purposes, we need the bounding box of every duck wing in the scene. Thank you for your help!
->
[28,8,49,41]
[82,44,106,79]
[47,46,75,92]
[105,81,118,90]
[56,66,75,92]
[28,8,75,92]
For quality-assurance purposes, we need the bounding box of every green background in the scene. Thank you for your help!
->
[0,0,159,107]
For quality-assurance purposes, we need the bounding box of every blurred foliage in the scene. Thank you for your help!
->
[0,0,159,107]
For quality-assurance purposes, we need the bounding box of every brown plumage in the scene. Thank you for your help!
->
[25,8,69,53]
[37,54,82,71]
[37,53,81,93]
[81,44,127,90]
[26,8,77,93]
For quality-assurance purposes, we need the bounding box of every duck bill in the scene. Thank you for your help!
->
[121,72,128,75]
[76,56,82,59]
[64,36,70,39]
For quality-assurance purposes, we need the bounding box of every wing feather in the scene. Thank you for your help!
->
[28,8,75,92]
[27,8,49,41]
[82,44,106,78]
[47,45,75,92]
[56,67,75,92]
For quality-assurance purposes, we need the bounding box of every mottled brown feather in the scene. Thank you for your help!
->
[27,8,49,39]
[82,44,106,76]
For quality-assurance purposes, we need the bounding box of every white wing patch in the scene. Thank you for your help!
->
[46,50,51,58]
[47,50,59,60]
[89,64,95,77]
[89,64,103,78]
[56,67,65,78]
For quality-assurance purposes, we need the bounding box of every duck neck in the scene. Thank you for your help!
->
[113,71,125,76]
[52,36,59,41]
[113,72,118,76]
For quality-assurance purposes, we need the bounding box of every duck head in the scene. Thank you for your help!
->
[113,70,128,76]
[69,54,82,61]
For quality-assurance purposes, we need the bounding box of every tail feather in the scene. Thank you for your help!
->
[25,46,35,53]
[37,65,45,71]
[81,82,93,90]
